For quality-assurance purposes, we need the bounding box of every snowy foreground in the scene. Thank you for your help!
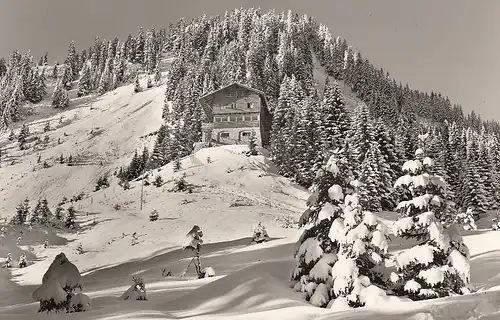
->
[1,219,500,319]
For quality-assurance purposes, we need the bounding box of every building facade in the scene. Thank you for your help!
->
[198,83,272,147]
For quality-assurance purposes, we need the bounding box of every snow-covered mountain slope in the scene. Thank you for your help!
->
[0,76,164,215]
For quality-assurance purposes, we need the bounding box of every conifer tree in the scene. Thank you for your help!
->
[61,65,73,90]
[358,141,383,212]
[263,53,280,104]
[66,40,78,79]
[54,206,64,221]
[173,156,182,172]
[294,95,319,186]
[77,63,92,97]
[144,28,157,73]
[44,121,50,132]
[18,123,30,145]
[126,150,141,180]
[327,179,389,308]
[8,130,15,141]
[349,105,373,169]
[135,27,146,64]
[141,146,149,171]
[36,69,47,101]
[247,130,258,156]
[317,78,349,157]
[43,52,48,66]
[292,148,352,307]
[97,59,112,95]
[391,133,472,300]
[149,124,168,168]
[52,80,70,109]
[30,199,43,225]
[372,118,399,210]
[458,128,488,216]
[154,63,162,85]
[65,206,77,229]
[0,58,6,77]
[134,76,141,93]
[11,199,29,225]
[52,61,59,78]
[113,43,126,85]
[6,81,25,122]
[149,210,159,222]
[39,198,52,225]
[147,76,153,89]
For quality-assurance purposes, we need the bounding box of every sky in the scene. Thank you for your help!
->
[1,0,499,121]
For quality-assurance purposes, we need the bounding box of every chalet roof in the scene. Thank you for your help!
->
[198,83,269,119]
[198,82,266,102]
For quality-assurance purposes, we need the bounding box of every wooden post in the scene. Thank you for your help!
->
[140,176,144,211]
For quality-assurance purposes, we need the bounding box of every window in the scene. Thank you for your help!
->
[214,117,223,122]
[247,102,254,109]
[225,91,237,98]
[240,131,252,142]
[244,115,253,121]
[220,116,229,122]
[231,103,237,108]
[237,115,244,121]
[229,116,237,122]
[251,115,259,121]
[219,132,230,141]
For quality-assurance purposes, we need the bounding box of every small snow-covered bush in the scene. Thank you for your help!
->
[251,222,270,243]
[18,254,27,268]
[32,252,91,313]
[131,232,139,246]
[76,243,84,255]
[94,175,110,191]
[202,266,216,278]
[170,174,192,193]
[2,253,12,268]
[454,208,477,231]
[121,276,147,301]
[149,210,159,222]
[152,175,164,187]
[68,293,91,312]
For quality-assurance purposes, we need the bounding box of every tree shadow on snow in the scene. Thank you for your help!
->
[79,237,291,294]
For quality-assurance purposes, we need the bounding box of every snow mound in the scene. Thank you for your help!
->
[32,252,81,302]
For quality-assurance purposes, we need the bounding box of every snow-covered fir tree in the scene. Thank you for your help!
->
[347,104,375,174]
[317,78,349,158]
[32,253,91,313]
[326,179,390,309]
[358,141,383,212]
[77,63,92,97]
[52,80,70,109]
[247,130,258,156]
[65,206,77,229]
[292,147,352,307]
[149,210,159,221]
[121,276,147,300]
[391,133,472,300]
[134,76,141,93]
[11,198,29,225]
